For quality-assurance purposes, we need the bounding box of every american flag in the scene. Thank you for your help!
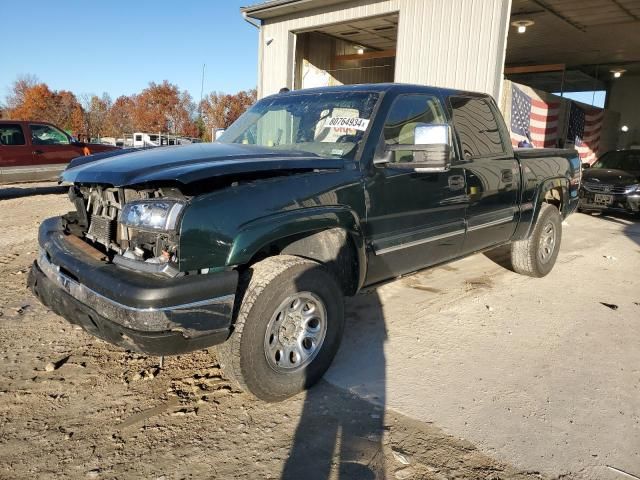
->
[510,84,560,148]
[567,102,604,163]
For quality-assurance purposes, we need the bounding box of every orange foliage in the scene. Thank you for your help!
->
[200,89,257,141]
[6,77,83,133]
[4,75,255,139]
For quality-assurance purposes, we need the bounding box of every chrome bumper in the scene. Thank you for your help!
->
[37,249,235,335]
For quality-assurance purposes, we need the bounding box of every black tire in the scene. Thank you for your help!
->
[217,255,345,402]
[510,203,562,277]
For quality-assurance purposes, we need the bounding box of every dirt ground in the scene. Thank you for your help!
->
[0,183,635,480]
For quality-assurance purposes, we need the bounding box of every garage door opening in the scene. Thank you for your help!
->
[293,14,398,89]
[503,0,640,153]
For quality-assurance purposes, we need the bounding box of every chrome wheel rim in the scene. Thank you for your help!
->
[264,292,327,373]
[538,221,556,264]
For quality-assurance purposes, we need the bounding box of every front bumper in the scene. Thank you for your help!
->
[28,217,238,355]
[578,190,640,214]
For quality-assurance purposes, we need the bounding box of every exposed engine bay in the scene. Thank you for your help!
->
[62,185,185,273]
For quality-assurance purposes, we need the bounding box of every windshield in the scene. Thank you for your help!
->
[218,92,379,159]
[592,151,640,171]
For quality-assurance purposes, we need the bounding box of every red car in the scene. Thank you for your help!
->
[0,120,118,183]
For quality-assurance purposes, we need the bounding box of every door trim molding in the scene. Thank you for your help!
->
[374,228,465,255]
[466,216,514,232]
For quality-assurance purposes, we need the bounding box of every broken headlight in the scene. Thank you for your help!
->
[120,200,184,232]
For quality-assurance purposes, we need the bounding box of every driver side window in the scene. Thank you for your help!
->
[30,124,70,145]
[383,94,446,163]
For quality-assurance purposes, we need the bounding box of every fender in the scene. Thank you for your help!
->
[227,206,367,290]
[512,176,569,241]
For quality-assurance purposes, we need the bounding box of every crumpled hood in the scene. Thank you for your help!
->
[61,143,344,186]
[582,168,640,185]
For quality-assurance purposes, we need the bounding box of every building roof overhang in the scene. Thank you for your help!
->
[241,0,345,20]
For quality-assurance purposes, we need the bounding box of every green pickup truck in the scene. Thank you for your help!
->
[29,84,580,401]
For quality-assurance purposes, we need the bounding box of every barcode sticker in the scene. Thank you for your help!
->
[324,117,370,131]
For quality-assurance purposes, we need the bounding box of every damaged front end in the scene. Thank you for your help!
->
[64,185,184,276]
[28,184,239,355]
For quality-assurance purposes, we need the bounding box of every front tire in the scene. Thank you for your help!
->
[217,255,345,402]
[510,203,562,277]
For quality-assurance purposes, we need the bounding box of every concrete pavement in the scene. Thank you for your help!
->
[326,212,640,479]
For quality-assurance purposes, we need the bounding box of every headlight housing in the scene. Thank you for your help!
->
[120,200,185,231]
[626,184,640,194]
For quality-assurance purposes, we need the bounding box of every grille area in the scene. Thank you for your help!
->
[582,182,627,194]
[86,214,116,248]
[68,185,182,263]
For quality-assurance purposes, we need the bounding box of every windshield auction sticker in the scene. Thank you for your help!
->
[324,117,370,131]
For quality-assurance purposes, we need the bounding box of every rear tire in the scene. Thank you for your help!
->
[217,255,345,402]
[510,203,562,277]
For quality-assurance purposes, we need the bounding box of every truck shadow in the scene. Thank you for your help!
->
[282,285,387,479]
[482,244,514,272]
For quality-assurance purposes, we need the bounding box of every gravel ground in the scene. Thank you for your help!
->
[0,183,635,479]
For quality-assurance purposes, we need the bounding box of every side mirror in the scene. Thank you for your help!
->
[582,162,590,169]
[374,123,453,172]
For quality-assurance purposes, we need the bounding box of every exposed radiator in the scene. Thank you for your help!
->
[87,214,116,248]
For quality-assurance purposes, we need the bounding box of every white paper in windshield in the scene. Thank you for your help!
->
[324,117,370,131]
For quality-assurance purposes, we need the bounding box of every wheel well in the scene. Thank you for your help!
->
[543,186,563,211]
[245,228,360,296]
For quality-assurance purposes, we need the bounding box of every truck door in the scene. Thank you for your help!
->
[28,123,83,166]
[0,123,32,182]
[447,96,520,252]
[364,93,467,284]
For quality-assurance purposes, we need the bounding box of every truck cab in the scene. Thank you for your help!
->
[28,84,580,401]
[0,120,118,183]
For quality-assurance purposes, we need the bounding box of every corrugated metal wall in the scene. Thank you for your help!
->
[258,0,512,100]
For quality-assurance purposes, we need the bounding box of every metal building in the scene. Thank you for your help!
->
[242,0,640,151]
[242,0,512,100]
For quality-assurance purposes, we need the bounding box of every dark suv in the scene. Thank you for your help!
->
[579,150,640,215]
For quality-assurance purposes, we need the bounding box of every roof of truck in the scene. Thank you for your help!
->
[267,83,492,100]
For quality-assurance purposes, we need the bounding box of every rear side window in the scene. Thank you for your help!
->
[449,96,505,158]
[0,124,26,146]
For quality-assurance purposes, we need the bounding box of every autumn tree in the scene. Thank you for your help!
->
[132,81,197,136]
[5,75,83,132]
[79,93,112,139]
[8,83,54,123]
[200,89,257,140]
[104,95,135,137]
[4,74,255,140]
[49,90,84,133]
[5,74,39,110]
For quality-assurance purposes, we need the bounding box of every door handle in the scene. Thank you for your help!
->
[501,169,513,183]
[33,150,44,155]
[448,175,465,190]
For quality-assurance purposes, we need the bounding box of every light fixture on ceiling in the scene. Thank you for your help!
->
[511,19,534,34]
[621,125,629,132]
[610,68,626,78]
[353,45,365,55]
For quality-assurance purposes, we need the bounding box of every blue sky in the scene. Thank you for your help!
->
[554,91,606,108]
[1,1,258,102]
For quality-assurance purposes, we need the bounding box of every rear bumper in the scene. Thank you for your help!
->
[29,217,238,355]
